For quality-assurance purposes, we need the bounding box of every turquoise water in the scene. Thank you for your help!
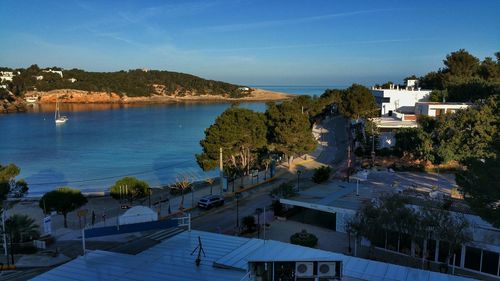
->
[0,102,265,195]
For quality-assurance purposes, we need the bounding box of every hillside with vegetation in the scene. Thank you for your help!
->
[1,65,250,98]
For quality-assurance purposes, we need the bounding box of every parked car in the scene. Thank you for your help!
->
[198,195,224,209]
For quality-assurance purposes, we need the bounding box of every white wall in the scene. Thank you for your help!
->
[372,89,431,116]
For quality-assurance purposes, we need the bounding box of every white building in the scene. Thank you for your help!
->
[33,75,44,81]
[371,81,431,117]
[67,78,77,83]
[372,117,418,148]
[0,71,14,82]
[42,68,63,78]
[415,102,472,117]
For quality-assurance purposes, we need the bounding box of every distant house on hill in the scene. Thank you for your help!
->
[0,71,14,82]
[238,87,250,91]
[42,68,63,78]
[33,75,44,81]
[67,78,77,83]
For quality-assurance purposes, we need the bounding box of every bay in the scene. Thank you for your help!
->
[0,102,265,196]
[0,86,345,196]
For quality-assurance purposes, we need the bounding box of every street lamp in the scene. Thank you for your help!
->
[148,187,152,208]
[297,170,302,192]
[255,208,263,238]
[235,192,242,232]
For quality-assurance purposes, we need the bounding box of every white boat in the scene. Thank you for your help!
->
[55,97,68,124]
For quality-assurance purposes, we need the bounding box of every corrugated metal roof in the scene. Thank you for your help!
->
[32,230,476,281]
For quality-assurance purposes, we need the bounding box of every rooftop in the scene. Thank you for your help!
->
[373,117,418,128]
[32,230,475,281]
[415,102,474,105]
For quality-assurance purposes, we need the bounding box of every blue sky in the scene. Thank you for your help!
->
[0,0,498,86]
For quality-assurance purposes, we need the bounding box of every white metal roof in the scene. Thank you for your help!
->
[32,230,476,281]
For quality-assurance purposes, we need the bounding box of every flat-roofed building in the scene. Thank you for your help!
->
[371,81,431,117]
[415,102,472,117]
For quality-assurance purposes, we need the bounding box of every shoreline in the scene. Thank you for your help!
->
[29,88,293,104]
[1,88,293,114]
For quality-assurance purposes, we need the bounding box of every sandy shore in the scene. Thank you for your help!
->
[24,88,293,105]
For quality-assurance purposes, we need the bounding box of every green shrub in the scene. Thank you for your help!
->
[270,183,296,198]
[312,166,331,183]
[290,230,318,248]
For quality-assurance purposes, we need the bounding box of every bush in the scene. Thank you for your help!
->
[290,230,318,248]
[312,166,331,183]
[110,177,150,203]
[270,183,296,198]
[242,216,256,233]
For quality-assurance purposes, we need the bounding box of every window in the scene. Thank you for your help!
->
[426,240,437,261]
[465,247,481,271]
[481,250,499,275]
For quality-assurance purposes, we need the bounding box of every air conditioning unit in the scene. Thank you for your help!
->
[317,262,336,278]
[295,262,314,277]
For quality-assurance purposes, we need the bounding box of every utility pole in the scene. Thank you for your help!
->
[219,147,223,195]
[371,123,375,167]
[347,120,351,182]
[235,192,241,234]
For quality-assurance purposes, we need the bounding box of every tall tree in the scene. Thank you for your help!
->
[394,128,434,162]
[338,84,378,119]
[456,140,500,227]
[39,187,88,228]
[266,101,316,169]
[5,214,40,243]
[443,49,480,80]
[433,98,497,163]
[0,163,29,204]
[196,107,268,175]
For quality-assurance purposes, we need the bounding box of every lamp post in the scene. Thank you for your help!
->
[148,188,152,208]
[371,124,375,167]
[235,192,241,233]
[255,208,263,238]
[297,170,302,192]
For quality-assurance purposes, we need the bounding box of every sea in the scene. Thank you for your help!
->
[0,86,339,195]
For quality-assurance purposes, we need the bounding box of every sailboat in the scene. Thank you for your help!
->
[55,96,68,124]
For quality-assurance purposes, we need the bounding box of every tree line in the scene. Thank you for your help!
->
[420,50,500,102]
[195,84,377,185]
[3,64,248,98]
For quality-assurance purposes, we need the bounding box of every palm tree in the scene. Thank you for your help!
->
[5,214,40,243]
[174,175,192,210]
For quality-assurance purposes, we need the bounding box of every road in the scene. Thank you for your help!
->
[315,116,348,166]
